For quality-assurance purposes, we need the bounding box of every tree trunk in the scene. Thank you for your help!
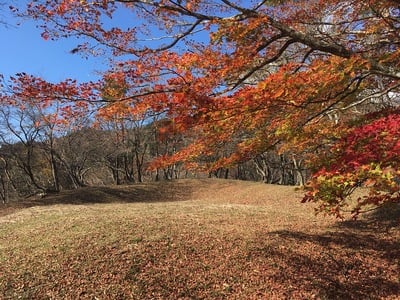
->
[292,157,305,186]
[50,149,60,192]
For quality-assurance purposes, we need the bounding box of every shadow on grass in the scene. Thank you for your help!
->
[0,180,195,217]
[339,202,400,232]
[260,209,400,299]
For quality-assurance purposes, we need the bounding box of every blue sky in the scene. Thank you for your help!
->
[0,2,210,84]
[0,5,107,83]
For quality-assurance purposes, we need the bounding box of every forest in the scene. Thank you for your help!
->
[0,104,307,200]
[0,0,399,218]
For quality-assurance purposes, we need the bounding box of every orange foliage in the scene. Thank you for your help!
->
[4,0,399,215]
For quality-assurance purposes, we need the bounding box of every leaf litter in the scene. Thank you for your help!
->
[0,179,399,299]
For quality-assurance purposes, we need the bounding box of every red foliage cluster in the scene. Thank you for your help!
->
[304,111,400,218]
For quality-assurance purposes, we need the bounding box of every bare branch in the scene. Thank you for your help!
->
[333,83,400,113]
[150,19,203,52]
[230,38,296,90]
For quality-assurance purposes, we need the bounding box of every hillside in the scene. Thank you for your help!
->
[0,179,399,299]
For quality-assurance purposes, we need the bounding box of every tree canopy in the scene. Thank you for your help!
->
[2,0,400,217]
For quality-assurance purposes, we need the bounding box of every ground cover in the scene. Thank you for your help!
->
[0,179,399,299]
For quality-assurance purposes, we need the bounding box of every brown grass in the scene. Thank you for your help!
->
[0,179,399,299]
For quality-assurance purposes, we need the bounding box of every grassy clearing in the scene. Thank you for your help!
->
[0,179,399,299]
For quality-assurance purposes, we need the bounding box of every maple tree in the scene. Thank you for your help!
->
[2,0,400,217]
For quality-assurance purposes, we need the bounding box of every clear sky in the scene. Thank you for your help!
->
[0,4,107,83]
[0,2,208,84]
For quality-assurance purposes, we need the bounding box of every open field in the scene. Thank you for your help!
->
[0,179,399,299]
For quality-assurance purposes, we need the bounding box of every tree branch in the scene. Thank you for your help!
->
[230,38,296,90]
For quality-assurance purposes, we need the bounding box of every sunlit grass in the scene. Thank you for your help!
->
[0,179,399,299]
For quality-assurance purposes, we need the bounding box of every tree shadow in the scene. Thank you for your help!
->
[0,180,196,217]
[254,210,400,299]
[339,202,400,232]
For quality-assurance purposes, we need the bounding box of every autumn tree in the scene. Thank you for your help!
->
[97,71,156,183]
[5,0,400,217]
[0,99,49,195]
[52,124,102,189]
